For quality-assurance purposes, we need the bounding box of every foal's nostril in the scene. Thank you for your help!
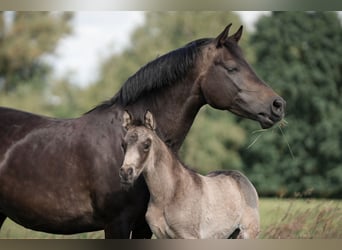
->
[127,167,133,176]
[119,168,125,178]
[120,167,133,180]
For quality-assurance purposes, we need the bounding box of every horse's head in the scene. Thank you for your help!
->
[119,110,156,190]
[198,24,286,128]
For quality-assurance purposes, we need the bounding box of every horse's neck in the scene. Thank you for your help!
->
[130,77,205,152]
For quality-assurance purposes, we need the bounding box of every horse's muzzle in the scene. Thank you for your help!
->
[271,97,286,120]
[258,97,286,128]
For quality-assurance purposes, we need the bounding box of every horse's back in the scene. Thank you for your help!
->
[0,106,49,126]
[0,107,52,156]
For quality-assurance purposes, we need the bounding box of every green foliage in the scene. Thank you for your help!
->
[0,12,73,93]
[239,12,342,198]
[180,107,246,174]
[46,77,85,118]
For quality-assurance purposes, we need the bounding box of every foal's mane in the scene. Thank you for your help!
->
[86,38,212,113]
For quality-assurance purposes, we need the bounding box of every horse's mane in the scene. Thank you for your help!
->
[86,38,212,113]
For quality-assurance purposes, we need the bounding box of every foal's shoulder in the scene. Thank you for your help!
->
[206,170,247,182]
[206,170,255,190]
[206,170,258,205]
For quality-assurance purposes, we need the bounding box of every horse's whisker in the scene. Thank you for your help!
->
[278,124,295,159]
[246,118,294,160]
[247,133,263,149]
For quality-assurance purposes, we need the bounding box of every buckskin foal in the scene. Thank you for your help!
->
[120,111,260,239]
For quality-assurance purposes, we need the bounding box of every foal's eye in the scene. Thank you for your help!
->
[143,139,151,152]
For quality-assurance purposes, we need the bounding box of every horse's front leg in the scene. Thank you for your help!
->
[131,216,152,239]
[104,218,132,239]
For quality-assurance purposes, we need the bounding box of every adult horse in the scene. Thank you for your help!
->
[0,24,285,238]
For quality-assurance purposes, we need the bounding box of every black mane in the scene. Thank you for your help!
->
[87,38,212,113]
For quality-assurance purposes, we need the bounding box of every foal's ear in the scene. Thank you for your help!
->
[122,110,132,130]
[144,110,156,131]
[229,25,243,43]
[215,23,232,47]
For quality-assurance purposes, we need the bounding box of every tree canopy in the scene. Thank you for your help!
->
[0,12,74,115]
[0,12,73,92]
[239,12,342,198]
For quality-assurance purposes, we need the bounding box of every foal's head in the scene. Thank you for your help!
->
[119,110,157,189]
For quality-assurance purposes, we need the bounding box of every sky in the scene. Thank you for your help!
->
[51,11,269,87]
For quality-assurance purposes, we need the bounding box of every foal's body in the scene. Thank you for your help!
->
[146,166,259,239]
[120,112,259,239]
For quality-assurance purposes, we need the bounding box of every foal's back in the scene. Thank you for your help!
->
[202,170,260,238]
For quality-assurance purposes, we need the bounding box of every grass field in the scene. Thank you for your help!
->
[0,198,341,239]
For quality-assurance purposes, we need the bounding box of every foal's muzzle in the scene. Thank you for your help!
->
[119,166,134,189]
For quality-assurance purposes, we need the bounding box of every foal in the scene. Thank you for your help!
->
[120,111,260,239]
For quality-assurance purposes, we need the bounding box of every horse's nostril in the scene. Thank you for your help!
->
[273,99,283,109]
[272,98,285,114]
[127,167,133,176]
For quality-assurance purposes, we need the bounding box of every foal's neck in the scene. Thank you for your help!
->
[143,137,198,205]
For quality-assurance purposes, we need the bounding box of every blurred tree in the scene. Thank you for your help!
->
[179,106,246,174]
[88,12,248,171]
[239,12,342,198]
[0,12,73,93]
[45,76,84,117]
[0,11,74,116]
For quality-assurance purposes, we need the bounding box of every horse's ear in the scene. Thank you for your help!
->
[122,110,132,130]
[215,23,232,47]
[144,110,156,131]
[229,25,243,43]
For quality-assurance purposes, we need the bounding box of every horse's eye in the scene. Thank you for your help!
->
[143,139,151,152]
[226,66,238,73]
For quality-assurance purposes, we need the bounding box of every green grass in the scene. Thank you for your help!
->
[0,198,341,239]
[259,198,342,238]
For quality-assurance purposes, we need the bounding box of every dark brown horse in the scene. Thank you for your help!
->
[0,24,285,238]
